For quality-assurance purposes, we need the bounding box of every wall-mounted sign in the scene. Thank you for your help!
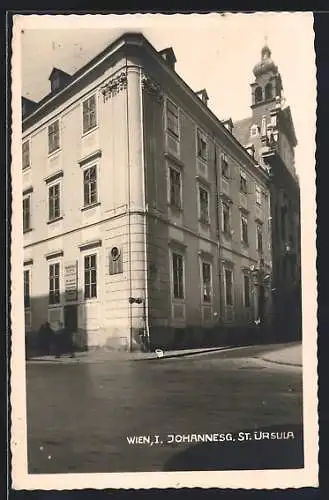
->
[64,261,78,301]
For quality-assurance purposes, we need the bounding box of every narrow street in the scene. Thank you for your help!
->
[26,346,303,473]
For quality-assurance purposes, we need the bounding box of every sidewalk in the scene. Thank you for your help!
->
[27,345,233,364]
[27,342,302,366]
[256,342,302,367]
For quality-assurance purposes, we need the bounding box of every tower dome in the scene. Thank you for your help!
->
[253,44,278,78]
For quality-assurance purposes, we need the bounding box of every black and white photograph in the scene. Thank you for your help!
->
[10,12,318,490]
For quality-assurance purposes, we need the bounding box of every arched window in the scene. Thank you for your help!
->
[255,86,263,103]
[265,83,273,100]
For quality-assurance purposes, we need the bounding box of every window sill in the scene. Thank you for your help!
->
[48,303,61,308]
[241,241,249,248]
[22,165,31,172]
[199,219,210,226]
[168,203,183,213]
[23,228,33,234]
[83,296,98,302]
[81,125,99,139]
[48,148,62,159]
[81,202,101,212]
[222,231,232,239]
[47,216,63,225]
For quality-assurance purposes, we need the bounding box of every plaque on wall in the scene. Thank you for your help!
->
[64,261,78,301]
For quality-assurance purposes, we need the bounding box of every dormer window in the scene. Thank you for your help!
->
[49,68,71,93]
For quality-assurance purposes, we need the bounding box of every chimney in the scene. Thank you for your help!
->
[222,118,234,134]
[196,89,209,106]
[49,67,71,93]
[22,97,37,118]
[158,47,177,71]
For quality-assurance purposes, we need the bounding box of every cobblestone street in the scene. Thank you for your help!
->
[26,346,303,473]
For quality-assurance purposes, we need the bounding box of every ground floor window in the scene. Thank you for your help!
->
[49,263,60,304]
[172,252,184,299]
[202,262,212,303]
[224,268,233,306]
[84,254,97,299]
[24,269,30,307]
[243,273,251,307]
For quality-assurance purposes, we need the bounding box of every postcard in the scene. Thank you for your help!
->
[10,11,318,489]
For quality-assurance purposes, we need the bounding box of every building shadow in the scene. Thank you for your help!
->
[163,423,303,471]
[24,291,88,358]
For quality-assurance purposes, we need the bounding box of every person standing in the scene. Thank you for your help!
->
[54,322,75,358]
[37,321,54,355]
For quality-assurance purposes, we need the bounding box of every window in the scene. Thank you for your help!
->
[261,116,267,137]
[166,100,179,137]
[197,129,207,161]
[222,202,231,234]
[24,269,30,308]
[83,95,97,133]
[240,171,247,194]
[256,185,262,205]
[169,167,182,209]
[83,165,97,206]
[255,86,263,103]
[250,125,258,137]
[22,140,30,169]
[202,262,212,303]
[257,223,263,253]
[281,206,287,240]
[221,154,229,178]
[172,252,184,299]
[49,263,60,305]
[243,274,250,307]
[224,268,233,306]
[265,83,273,100]
[199,186,209,224]
[23,195,31,232]
[241,214,248,245]
[48,120,60,154]
[84,254,97,299]
[48,183,60,221]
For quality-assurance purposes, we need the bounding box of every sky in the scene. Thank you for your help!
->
[18,12,316,177]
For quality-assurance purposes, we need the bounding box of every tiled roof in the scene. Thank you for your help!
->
[232,116,253,147]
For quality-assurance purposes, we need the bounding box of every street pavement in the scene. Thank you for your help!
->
[26,343,303,474]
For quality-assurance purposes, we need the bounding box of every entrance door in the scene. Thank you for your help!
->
[64,305,78,332]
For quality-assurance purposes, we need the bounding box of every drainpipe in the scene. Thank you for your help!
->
[213,140,223,329]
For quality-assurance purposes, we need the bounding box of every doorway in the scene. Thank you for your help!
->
[64,305,78,332]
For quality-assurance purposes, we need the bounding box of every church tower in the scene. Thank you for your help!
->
[250,42,283,126]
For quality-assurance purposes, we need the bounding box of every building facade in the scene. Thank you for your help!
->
[22,33,272,352]
[233,44,302,340]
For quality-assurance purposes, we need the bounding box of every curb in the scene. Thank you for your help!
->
[137,346,235,361]
[26,346,235,364]
[254,356,302,368]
